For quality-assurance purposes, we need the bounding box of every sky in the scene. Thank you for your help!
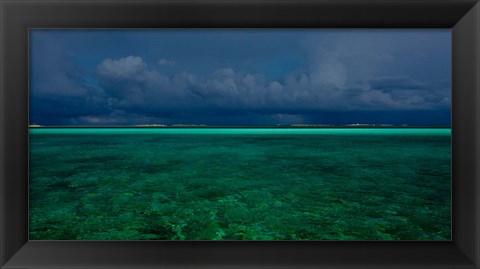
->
[29,29,451,126]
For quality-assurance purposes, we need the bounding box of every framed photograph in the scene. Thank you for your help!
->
[1,0,479,268]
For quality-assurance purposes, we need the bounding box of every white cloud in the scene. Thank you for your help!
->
[158,58,176,67]
[94,54,449,118]
[97,56,147,80]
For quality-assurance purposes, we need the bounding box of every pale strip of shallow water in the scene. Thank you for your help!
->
[29,128,451,136]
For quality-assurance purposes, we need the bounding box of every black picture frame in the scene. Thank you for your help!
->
[1,0,479,268]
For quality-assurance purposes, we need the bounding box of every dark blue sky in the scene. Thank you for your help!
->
[29,29,451,126]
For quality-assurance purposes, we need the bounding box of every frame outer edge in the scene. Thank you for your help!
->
[1,1,479,269]
[470,4,480,268]
[472,3,479,267]
[471,4,480,267]
[453,2,480,268]
[1,1,29,267]
[1,0,5,266]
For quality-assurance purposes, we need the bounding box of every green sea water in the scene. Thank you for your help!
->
[29,128,451,240]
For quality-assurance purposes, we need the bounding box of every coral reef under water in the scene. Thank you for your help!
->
[29,128,451,240]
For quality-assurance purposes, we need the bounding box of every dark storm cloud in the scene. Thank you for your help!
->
[369,77,426,91]
[93,55,449,119]
[29,29,451,126]
[29,61,110,125]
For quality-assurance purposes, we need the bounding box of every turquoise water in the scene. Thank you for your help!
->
[29,127,450,135]
[29,128,451,240]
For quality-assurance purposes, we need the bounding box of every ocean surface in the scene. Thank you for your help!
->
[29,128,451,240]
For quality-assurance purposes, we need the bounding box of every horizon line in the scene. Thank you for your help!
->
[28,125,452,129]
